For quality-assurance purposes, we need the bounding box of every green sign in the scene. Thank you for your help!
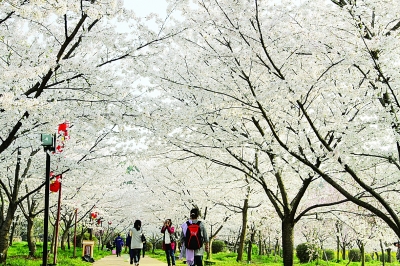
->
[41,134,54,147]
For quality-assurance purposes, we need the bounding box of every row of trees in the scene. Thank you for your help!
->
[131,0,400,265]
[2,0,400,266]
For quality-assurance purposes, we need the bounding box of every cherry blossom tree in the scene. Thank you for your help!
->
[134,0,400,265]
[0,0,179,262]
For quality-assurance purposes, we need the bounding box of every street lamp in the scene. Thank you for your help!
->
[40,133,55,266]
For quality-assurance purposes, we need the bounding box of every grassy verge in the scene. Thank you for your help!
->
[7,243,400,266]
[6,241,111,266]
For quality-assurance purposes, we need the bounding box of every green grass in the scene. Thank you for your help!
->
[6,242,400,266]
[6,241,111,266]
[148,250,400,266]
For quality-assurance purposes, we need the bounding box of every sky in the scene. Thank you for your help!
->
[124,0,168,17]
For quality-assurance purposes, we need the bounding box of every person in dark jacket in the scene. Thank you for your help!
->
[114,233,124,257]
[141,233,147,257]
[126,230,132,253]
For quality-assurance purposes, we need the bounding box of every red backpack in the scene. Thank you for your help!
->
[185,221,203,250]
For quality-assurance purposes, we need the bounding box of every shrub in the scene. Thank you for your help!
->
[379,252,396,262]
[212,240,226,253]
[322,249,335,261]
[365,253,372,262]
[252,244,259,255]
[296,243,317,263]
[348,249,361,262]
[145,242,153,251]
[155,240,163,249]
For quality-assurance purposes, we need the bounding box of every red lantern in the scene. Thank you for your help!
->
[90,212,98,219]
[50,175,61,192]
[58,122,70,140]
[108,221,112,225]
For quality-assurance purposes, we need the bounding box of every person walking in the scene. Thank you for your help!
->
[180,208,209,266]
[126,230,132,254]
[130,220,144,266]
[113,233,124,257]
[141,233,147,258]
[161,219,176,266]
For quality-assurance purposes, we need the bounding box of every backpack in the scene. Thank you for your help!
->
[184,221,202,250]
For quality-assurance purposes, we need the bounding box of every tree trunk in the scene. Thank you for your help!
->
[281,218,294,266]
[234,230,240,253]
[0,203,18,263]
[274,238,279,262]
[236,197,248,262]
[336,235,340,261]
[67,232,71,250]
[27,216,36,257]
[61,226,69,251]
[208,238,214,261]
[247,229,255,263]
[9,215,19,247]
[360,242,365,266]
[247,240,252,263]
[341,244,346,260]
[387,248,392,263]
[380,239,385,266]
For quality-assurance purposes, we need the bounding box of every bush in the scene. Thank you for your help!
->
[348,249,361,262]
[365,253,372,262]
[212,240,225,253]
[322,249,334,261]
[155,240,163,249]
[296,243,317,263]
[379,252,396,262]
[252,244,259,255]
[145,242,153,251]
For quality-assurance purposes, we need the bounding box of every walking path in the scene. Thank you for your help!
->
[93,254,167,266]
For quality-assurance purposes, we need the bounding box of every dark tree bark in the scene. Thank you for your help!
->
[0,148,42,263]
[281,218,294,266]
[236,197,248,262]
[9,215,19,247]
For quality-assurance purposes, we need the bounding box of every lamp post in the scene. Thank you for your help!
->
[41,134,55,266]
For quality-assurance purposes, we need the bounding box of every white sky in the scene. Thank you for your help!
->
[124,0,168,17]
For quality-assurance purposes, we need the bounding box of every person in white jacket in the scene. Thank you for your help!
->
[130,220,144,266]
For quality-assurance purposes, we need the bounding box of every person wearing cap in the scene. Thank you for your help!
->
[180,208,209,266]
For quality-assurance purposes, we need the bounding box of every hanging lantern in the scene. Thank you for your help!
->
[90,212,98,219]
[55,122,70,154]
[58,122,70,140]
[50,175,61,192]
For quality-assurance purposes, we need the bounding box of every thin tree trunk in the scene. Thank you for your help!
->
[0,203,18,263]
[0,149,22,264]
[386,248,391,263]
[68,231,71,250]
[247,229,255,263]
[9,215,19,247]
[27,216,36,257]
[61,226,69,251]
[380,239,385,266]
[341,244,346,260]
[236,196,248,262]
